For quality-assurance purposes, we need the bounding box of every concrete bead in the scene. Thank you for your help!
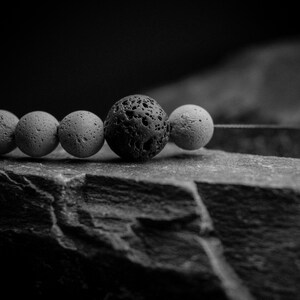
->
[104,95,170,161]
[0,110,19,155]
[58,111,104,158]
[15,111,59,157]
[169,104,214,150]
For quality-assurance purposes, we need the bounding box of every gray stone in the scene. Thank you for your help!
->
[147,41,300,125]
[147,42,300,158]
[0,143,299,299]
[209,127,300,158]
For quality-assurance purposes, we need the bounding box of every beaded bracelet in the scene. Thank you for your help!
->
[0,94,298,161]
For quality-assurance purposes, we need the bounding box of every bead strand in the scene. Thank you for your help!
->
[0,95,215,160]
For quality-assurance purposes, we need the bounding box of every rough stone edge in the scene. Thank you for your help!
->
[195,180,300,300]
[0,167,255,299]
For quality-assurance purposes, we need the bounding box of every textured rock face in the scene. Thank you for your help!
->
[147,42,300,125]
[0,143,299,299]
[198,183,300,300]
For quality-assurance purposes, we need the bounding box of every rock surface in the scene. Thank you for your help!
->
[146,42,300,159]
[0,143,299,299]
[209,126,300,158]
[147,41,300,125]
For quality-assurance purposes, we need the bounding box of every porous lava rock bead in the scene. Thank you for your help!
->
[15,111,59,157]
[104,95,170,161]
[58,111,104,158]
[169,104,214,150]
[0,110,19,155]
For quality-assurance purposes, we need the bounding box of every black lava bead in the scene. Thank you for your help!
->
[104,95,170,161]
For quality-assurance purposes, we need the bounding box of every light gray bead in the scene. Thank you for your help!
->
[15,111,59,157]
[169,104,214,150]
[58,111,104,158]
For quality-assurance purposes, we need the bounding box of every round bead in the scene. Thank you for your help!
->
[169,104,214,150]
[104,95,170,161]
[15,111,59,157]
[0,110,19,155]
[58,111,104,158]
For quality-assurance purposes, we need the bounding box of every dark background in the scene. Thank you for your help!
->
[3,3,300,120]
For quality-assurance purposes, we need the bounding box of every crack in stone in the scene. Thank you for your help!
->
[125,179,254,300]
[21,174,81,250]
[187,181,214,235]
[0,170,23,191]
[0,169,64,241]
[198,237,254,300]
[22,176,55,201]
[21,176,62,235]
